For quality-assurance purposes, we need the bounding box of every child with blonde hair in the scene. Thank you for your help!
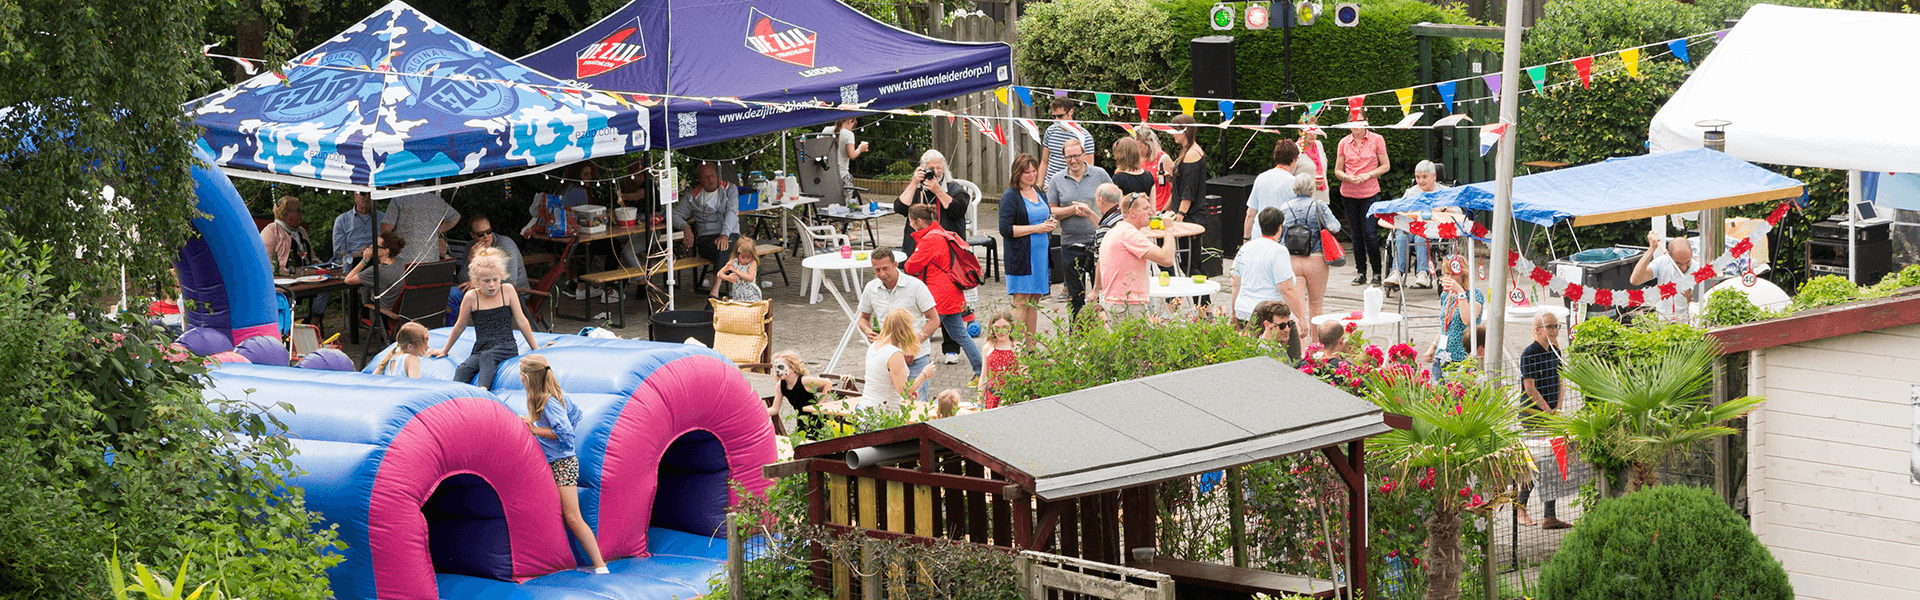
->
[518,354,609,574]
[712,236,761,302]
[977,310,1019,409]
[431,255,547,388]
[375,322,431,377]
[860,308,935,411]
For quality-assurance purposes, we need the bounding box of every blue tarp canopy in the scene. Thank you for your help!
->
[518,0,1012,150]
[1369,148,1804,227]
[188,1,649,191]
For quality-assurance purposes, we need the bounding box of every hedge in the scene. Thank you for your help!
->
[1538,486,1791,600]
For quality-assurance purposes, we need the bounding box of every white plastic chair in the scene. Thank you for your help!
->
[788,213,856,303]
[953,178,984,237]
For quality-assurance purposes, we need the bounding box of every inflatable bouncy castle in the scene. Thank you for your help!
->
[205,334,777,600]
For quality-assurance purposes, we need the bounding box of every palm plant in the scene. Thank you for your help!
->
[1364,368,1531,600]
[1538,336,1764,492]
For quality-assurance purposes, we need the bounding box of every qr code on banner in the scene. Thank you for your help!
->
[677,112,698,139]
[840,84,859,106]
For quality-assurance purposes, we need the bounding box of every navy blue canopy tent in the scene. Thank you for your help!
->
[188,1,650,195]
[518,0,1012,150]
[1368,148,1804,227]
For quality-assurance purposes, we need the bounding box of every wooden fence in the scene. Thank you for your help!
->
[928,13,1034,197]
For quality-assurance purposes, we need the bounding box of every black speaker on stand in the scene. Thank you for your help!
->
[1191,36,1237,98]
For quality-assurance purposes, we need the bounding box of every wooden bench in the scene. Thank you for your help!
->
[576,257,712,328]
[522,252,556,269]
[1127,558,1340,599]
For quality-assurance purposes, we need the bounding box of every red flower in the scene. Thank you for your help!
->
[1364,345,1385,364]
[1459,486,1472,498]
[1411,557,1422,568]
[1344,322,1357,333]
[1387,549,1400,558]
[1389,343,1417,360]
[1450,403,1464,416]
[1300,365,1315,374]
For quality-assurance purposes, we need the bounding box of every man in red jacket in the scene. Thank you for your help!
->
[904,204,982,383]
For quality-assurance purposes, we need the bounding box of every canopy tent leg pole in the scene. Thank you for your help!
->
[665,148,677,312]
[1848,170,1861,284]
[1481,0,1527,377]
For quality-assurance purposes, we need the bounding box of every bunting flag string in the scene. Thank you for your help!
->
[1669,39,1691,64]
[1260,102,1276,125]
[995,87,1010,106]
[1347,95,1366,121]
[1621,48,1641,78]
[1482,73,1502,97]
[1381,200,1793,309]
[1478,121,1511,157]
[1573,56,1594,88]
[1525,66,1547,94]
[1436,81,1457,114]
[1014,86,1034,107]
[1395,88,1414,115]
[1095,92,1111,115]
[1305,101,1324,118]
[1178,97,1197,115]
[1134,95,1152,120]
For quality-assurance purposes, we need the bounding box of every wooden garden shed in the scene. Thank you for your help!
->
[780,356,1391,599]
[1709,289,1920,600]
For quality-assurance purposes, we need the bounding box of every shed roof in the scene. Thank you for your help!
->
[927,357,1388,500]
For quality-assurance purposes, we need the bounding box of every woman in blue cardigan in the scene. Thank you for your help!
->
[998,153,1060,345]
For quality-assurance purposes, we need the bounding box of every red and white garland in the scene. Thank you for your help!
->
[1384,202,1793,309]
[1374,213,1491,240]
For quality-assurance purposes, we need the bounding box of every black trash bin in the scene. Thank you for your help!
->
[650,310,715,347]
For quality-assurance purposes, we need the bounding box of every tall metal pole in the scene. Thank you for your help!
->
[1482,0,1525,376]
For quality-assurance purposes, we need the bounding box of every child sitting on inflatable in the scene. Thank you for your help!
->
[519,354,610,574]
[374,322,430,378]
[430,254,547,388]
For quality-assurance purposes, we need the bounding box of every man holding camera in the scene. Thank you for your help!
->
[894,150,972,255]
[1046,138,1111,319]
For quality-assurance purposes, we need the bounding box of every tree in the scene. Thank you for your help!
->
[1362,368,1530,600]
[1538,335,1763,492]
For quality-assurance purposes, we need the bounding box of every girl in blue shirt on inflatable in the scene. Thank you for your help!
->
[519,354,610,574]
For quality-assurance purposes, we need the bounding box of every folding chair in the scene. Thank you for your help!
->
[955,179,1001,281]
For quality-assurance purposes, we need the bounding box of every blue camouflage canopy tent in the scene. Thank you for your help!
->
[1368,148,1803,227]
[517,0,1012,150]
[188,0,650,195]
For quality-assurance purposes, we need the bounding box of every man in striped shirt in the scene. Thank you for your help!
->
[1041,97,1096,188]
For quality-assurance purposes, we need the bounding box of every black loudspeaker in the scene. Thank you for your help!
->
[1207,174,1258,260]
[1191,36,1236,98]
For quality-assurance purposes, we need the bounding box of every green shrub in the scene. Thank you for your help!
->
[1520,0,1714,65]
[1699,287,1786,327]
[0,240,339,599]
[1538,486,1791,600]
[1786,274,1861,311]
[1567,317,1710,369]
[993,311,1287,404]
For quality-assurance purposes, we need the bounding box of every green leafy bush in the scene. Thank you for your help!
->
[1566,316,1709,369]
[1537,486,1791,599]
[1785,274,1862,311]
[1016,0,1181,97]
[1699,287,1787,327]
[993,311,1287,404]
[0,240,339,600]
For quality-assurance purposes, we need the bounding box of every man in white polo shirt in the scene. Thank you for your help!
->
[856,247,941,400]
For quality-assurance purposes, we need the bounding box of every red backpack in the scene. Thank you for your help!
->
[909,229,983,290]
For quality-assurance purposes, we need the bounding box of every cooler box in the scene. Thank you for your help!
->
[738,187,759,211]
[571,204,608,235]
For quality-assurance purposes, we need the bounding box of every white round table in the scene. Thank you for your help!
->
[1148,277,1222,299]
[1311,312,1406,327]
[800,250,908,373]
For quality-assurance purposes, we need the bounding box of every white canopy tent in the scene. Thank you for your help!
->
[1649,4,1920,174]
[1651,3,1920,283]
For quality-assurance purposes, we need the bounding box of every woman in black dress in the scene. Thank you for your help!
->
[1168,114,1211,277]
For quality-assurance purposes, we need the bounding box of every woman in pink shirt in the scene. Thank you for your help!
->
[1335,122,1391,286]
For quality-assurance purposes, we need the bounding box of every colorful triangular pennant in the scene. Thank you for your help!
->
[1347,96,1365,121]
[1525,66,1547,93]
[1573,56,1593,88]
[1620,48,1641,78]
[1014,86,1033,106]
[995,87,1009,106]
[1219,100,1235,122]
[1394,88,1414,115]
[1482,73,1502,97]
[1479,121,1510,157]
[1095,93,1111,115]
[1259,102,1276,125]
[1669,39,1690,64]
[1134,95,1151,120]
[1178,98,1196,115]
[1436,81,1458,113]
[1013,118,1043,143]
